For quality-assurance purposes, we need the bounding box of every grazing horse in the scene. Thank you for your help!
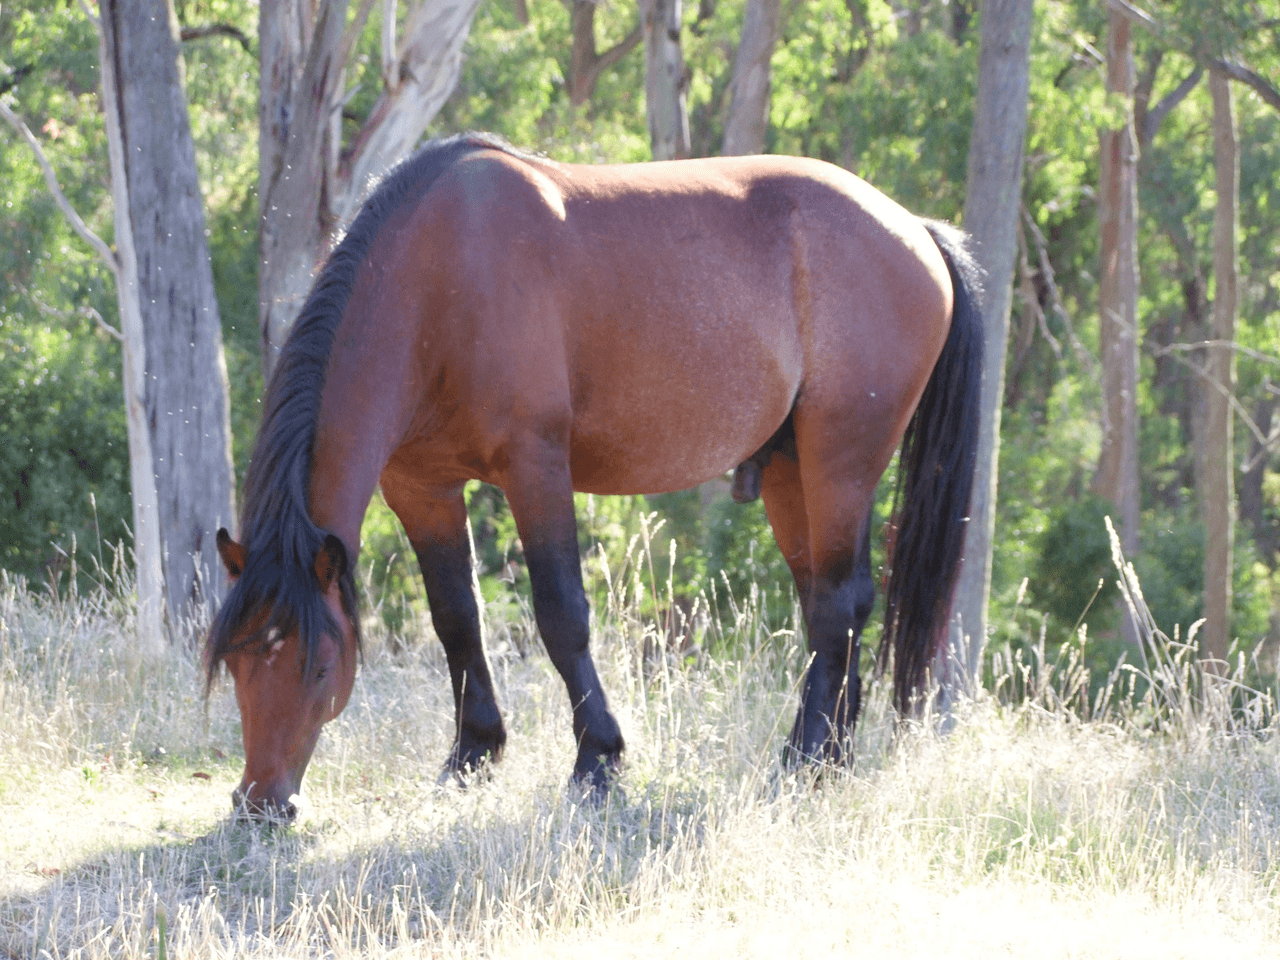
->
[206,132,982,820]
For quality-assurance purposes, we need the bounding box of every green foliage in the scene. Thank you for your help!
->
[0,313,130,578]
[0,3,127,583]
[705,496,791,615]
[1031,494,1118,640]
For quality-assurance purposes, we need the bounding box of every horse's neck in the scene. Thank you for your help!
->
[307,320,429,557]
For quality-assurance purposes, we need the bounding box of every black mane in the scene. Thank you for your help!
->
[205,132,522,685]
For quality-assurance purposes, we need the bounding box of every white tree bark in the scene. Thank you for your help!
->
[2,79,164,661]
[96,17,165,657]
[722,0,781,156]
[640,0,690,160]
[258,0,485,373]
[103,0,236,624]
[946,0,1033,692]
[4,1,236,650]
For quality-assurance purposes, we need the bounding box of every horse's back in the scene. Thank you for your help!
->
[394,149,953,494]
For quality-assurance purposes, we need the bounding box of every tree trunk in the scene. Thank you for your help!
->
[258,0,485,374]
[1198,68,1238,667]
[258,0,348,376]
[103,0,236,627]
[93,20,164,656]
[1094,10,1141,639]
[722,0,781,156]
[641,0,690,160]
[945,0,1033,693]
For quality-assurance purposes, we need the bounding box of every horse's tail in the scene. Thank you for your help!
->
[878,219,985,714]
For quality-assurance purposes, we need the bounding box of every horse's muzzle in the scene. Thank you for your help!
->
[232,785,299,823]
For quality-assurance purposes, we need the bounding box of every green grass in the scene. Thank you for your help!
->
[2,538,1280,958]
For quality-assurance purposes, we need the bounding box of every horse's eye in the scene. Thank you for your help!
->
[316,666,329,681]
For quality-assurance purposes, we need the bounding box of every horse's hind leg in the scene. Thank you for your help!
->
[762,437,877,766]
[383,487,507,775]
[502,457,624,793]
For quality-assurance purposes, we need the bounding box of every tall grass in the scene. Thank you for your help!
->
[2,527,1279,957]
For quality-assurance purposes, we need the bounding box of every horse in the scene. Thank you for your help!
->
[206,132,982,820]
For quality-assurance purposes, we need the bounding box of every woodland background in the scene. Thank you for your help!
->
[1,0,1278,687]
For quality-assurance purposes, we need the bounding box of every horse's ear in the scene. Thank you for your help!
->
[216,528,246,578]
[314,535,348,593]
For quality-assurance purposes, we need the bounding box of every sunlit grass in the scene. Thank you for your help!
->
[2,528,1279,957]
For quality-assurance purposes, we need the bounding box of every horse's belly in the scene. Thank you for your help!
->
[568,429,753,495]
[565,341,799,495]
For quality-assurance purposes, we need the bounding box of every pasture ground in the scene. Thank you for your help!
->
[2,564,1279,958]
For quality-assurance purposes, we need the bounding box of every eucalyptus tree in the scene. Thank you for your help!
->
[947,0,1034,690]
[2,0,235,648]
[1111,0,1280,662]
[722,0,782,155]
[640,0,690,158]
[257,0,488,373]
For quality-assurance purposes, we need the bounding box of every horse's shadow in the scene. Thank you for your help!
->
[4,776,720,956]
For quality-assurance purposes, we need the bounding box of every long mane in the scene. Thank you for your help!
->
[205,132,523,685]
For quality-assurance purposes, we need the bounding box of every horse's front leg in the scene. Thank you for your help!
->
[384,487,507,777]
[503,458,624,793]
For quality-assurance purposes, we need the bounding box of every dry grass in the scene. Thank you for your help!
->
[2,542,1280,958]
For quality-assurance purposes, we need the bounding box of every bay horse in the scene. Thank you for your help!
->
[206,132,982,820]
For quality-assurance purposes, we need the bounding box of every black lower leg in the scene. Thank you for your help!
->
[524,541,624,790]
[787,521,875,766]
[415,540,506,772]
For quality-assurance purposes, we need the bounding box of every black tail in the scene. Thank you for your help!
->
[879,220,985,714]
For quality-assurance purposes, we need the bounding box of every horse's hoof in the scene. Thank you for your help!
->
[781,733,852,773]
[569,749,622,805]
[439,743,501,787]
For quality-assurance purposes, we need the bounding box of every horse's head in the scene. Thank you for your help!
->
[210,528,358,821]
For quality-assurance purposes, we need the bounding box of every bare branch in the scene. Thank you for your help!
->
[597,24,644,74]
[1210,58,1280,113]
[0,98,119,275]
[1133,47,1162,141]
[75,0,99,29]
[1101,0,1279,115]
[1021,205,1099,375]
[336,0,380,96]
[1153,339,1280,370]
[80,304,123,341]
[180,24,253,54]
[1014,216,1063,362]
[13,279,124,341]
[1143,64,1202,146]
[1104,0,1158,30]
[1151,344,1280,463]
